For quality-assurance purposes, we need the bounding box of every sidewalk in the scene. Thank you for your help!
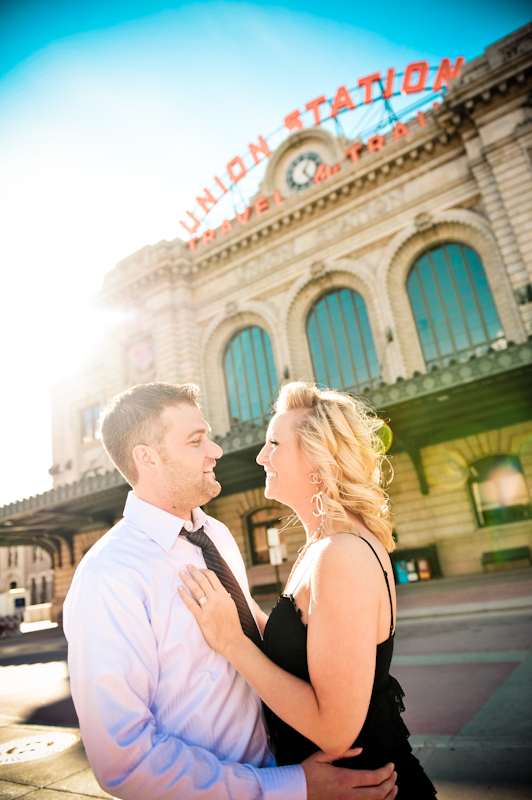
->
[394,568,532,799]
[0,723,113,800]
[254,565,532,615]
[1,568,531,799]
[395,566,532,620]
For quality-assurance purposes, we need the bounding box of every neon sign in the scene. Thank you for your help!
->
[180,56,465,249]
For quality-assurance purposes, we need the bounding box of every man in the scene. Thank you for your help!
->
[64,383,397,800]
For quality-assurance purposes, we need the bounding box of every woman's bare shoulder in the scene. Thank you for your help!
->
[314,531,382,575]
[308,533,385,614]
[321,530,378,554]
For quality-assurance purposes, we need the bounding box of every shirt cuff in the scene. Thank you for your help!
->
[259,763,307,800]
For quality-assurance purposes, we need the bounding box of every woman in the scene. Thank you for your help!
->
[180,382,436,797]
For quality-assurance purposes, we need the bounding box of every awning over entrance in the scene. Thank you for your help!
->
[0,471,128,567]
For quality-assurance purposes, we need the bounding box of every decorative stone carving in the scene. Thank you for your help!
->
[310,261,327,280]
[126,339,156,384]
[214,416,271,452]
[515,284,532,305]
[502,34,532,63]
[414,212,434,232]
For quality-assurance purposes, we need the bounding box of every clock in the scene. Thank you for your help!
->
[286,152,322,191]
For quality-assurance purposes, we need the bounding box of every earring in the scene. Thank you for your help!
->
[309,473,324,518]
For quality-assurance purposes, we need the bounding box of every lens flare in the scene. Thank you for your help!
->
[376,422,393,454]
[425,449,469,490]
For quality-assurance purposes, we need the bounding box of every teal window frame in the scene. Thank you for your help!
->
[224,327,278,423]
[307,288,380,391]
[407,243,505,368]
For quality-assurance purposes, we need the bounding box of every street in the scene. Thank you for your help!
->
[0,569,531,798]
[395,610,532,798]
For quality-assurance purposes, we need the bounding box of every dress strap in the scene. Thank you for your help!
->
[359,537,395,637]
[285,554,314,596]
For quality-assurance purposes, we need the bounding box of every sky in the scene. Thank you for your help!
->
[0,0,530,507]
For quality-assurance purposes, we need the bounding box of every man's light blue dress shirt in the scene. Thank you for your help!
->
[64,492,306,799]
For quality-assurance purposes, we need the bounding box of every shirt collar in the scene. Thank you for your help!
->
[123,492,208,552]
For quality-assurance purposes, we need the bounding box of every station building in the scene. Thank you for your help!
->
[1,24,531,619]
[0,545,54,604]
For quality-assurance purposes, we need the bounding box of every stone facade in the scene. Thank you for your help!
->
[0,545,54,604]
[389,420,532,576]
[2,25,532,612]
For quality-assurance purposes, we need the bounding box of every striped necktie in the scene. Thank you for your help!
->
[181,526,262,647]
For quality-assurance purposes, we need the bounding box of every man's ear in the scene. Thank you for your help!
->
[132,444,158,475]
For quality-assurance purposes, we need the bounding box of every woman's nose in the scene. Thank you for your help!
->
[256,444,268,465]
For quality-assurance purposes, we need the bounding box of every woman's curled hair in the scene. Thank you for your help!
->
[275,381,395,552]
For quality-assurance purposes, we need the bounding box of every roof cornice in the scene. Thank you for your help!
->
[0,470,127,521]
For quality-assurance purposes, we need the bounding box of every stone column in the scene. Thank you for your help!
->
[466,132,530,336]
[485,127,532,333]
[485,137,532,278]
[467,148,527,287]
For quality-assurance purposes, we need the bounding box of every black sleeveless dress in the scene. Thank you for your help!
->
[261,538,436,797]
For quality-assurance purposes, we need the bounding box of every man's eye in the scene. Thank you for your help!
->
[269,439,278,446]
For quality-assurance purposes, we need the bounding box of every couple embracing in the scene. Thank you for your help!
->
[64,381,436,799]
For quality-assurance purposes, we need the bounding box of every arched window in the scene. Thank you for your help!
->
[469,455,532,527]
[247,508,286,566]
[307,288,379,390]
[408,243,505,368]
[225,327,278,423]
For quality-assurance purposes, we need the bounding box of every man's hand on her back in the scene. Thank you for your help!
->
[302,749,398,800]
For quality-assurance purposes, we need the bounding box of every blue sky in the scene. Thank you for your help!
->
[0,0,530,507]
[2,0,530,77]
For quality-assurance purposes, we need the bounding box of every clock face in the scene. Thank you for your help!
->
[286,152,322,191]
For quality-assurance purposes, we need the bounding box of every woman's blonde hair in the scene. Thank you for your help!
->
[275,381,395,553]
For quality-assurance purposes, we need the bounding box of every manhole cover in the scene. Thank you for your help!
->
[0,732,80,764]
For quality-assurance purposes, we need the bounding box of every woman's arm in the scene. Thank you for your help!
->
[252,598,269,636]
[179,535,382,758]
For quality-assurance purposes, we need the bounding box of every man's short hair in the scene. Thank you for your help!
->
[99,383,199,486]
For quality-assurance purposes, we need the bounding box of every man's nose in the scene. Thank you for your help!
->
[210,440,223,459]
